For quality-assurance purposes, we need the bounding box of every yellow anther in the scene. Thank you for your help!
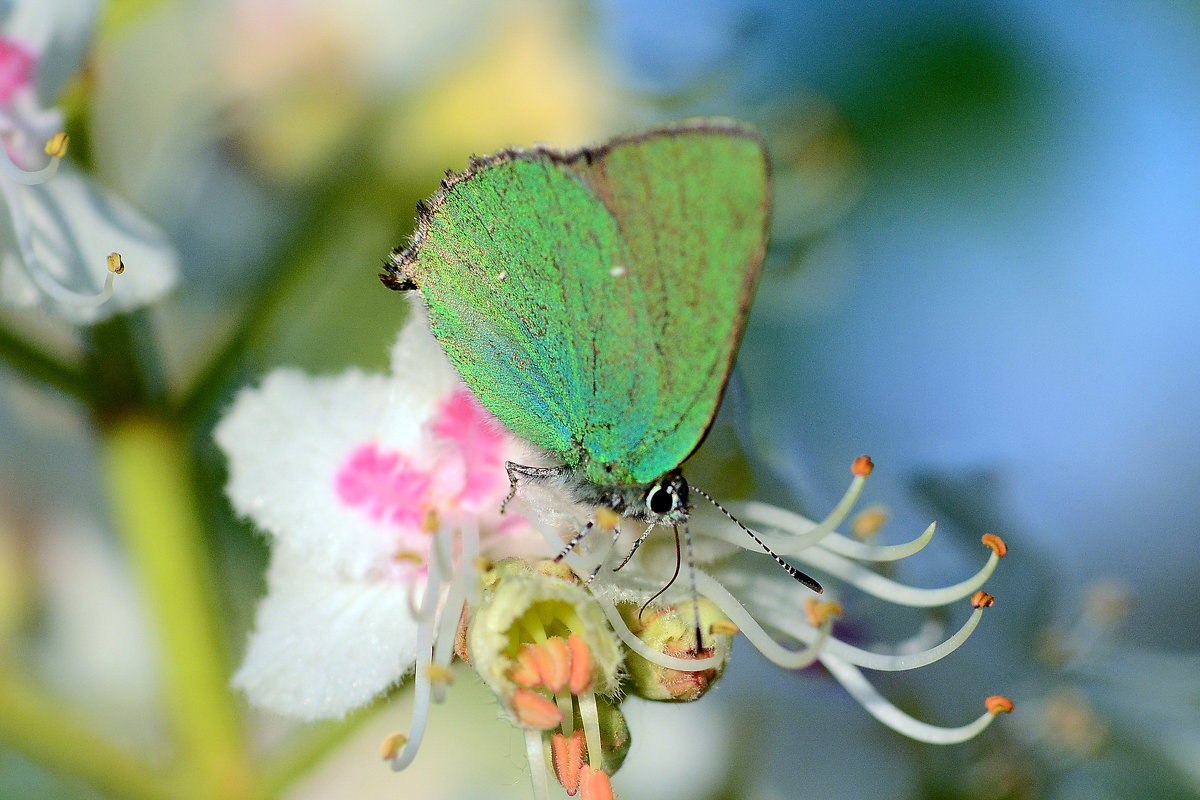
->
[44,132,69,158]
[805,598,844,626]
[426,663,454,686]
[106,252,125,275]
[379,732,407,760]
[708,619,740,636]
[595,507,620,531]
[533,559,578,583]
[971,590,996,609]
[852,454,874,476]
[985,695,1015,715]
[421,508,440,533]
[981,533,1008,557]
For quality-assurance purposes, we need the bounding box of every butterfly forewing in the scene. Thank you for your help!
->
[406,156,659,465]
[394,119,769,490]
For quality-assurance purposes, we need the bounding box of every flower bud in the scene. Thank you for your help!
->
[617,598,734,702]
[467,559,623,725]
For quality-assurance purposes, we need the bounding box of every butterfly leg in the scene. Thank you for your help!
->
[555,520,594,563]
[500,461,568,514]
[584,525,623,585]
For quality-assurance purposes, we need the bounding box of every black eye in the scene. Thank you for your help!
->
[646,485,674,515]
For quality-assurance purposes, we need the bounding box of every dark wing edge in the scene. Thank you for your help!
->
[381,117,767,292]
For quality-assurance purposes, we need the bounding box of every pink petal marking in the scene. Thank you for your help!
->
[0,38,35,106]
[430,389,508,506]
[335,443,431,528]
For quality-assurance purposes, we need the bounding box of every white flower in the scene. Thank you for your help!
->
[219,307,1011,800]
[0,0,178,323]
[215,306,544,729]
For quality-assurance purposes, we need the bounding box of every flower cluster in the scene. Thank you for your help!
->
[217,306,1012,799]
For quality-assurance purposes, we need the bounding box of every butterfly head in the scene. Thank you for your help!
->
[640,469,690,524]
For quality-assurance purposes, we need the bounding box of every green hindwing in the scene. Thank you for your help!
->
[389,119,770,489]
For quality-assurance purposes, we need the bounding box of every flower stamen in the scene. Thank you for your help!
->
[0,131,64,184]
[0,175,127,312]
[820,652,1009,744]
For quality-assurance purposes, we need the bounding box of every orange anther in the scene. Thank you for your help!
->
[595,507,621,531]
[852,455,874,476]
[971,590,995,609]
[851,505,889,538]
[981,534,1008,557]
[511,688,563,729]
[551,729,587,795]
[379,732,407,760]
[985,695,1015,715]
[708,620,740,636]
[579,764,615,800]
[510,644,542,688]
[805,598,844,626]
[535,636,571,693]
[566,633,594,695]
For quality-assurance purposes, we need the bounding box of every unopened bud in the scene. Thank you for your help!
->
[618,598,733,702]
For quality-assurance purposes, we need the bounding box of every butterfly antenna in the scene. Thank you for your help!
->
[692,485,824,594]
[681,521,706,653]
[638,523,682,622]
[613,522,656,572]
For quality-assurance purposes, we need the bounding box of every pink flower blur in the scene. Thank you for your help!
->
[0,37,34,106]
[333,388,512,577]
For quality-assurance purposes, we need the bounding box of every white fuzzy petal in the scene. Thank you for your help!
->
[232,545,417,720]
[388,298,459,403]
[215,367,429,576]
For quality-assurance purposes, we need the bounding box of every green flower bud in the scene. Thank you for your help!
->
[618,597,734,702]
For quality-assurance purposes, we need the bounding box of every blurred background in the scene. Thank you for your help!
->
[1,0,1197,798]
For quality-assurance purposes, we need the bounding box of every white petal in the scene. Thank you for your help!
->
[0,166,180,323]
[232,545,417,720]
[388,298,459,404]
[215,367,433,577]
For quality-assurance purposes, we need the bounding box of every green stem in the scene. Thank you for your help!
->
[0,671,170,800]
[101,415,257,800]
[0,322,88,400]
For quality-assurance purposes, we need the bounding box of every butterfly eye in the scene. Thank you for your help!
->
[645,485,674,516]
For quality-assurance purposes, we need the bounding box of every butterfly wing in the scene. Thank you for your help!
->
[389,153,660,468]
[388,119,769,488]
[573,122,770,484]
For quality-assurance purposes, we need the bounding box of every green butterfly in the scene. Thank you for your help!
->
[384,118,821,594]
